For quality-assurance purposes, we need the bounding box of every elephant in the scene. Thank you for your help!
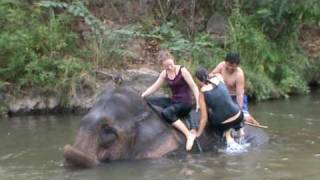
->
[63,87,269,168]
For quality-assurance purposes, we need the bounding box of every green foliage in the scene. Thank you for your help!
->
[0,0,90,90]
[38,1,133,68]
[227,0,310,99]
[153,22,193,57]
[38,1,143,67]
[248,0,320,41]
[88,21,220,68]
[296,0,320,24]
[0,103,7,116]
[245,70,278,101]
[39,0,105,36]
[94,25,138,67]
[141,22,221,68]
[1,0,319,104]
[305,57,320,85]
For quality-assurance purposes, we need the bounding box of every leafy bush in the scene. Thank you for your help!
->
[140,22,221,68]
[227,0,310,99]
[1,0,318,103]
[0,0,90,90]
[39,0,105,36]
[250,0,320,41]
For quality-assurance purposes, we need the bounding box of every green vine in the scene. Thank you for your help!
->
[38,1,105,36]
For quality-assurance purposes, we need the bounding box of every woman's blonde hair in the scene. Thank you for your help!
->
[157,50,174,63]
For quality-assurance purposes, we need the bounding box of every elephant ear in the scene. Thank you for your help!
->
[131,108,177,158]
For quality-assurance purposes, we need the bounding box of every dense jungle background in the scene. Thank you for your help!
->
[0,0,320,114]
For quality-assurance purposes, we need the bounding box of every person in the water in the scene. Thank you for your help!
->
[208,52,261,136]
[195,67,243,146]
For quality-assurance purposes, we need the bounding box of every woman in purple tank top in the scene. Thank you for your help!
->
[141,50,200,151]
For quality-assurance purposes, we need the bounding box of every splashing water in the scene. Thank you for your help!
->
[225,142,249,154]
[224,137,251,154]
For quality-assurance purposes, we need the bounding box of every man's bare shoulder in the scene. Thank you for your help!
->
[235,67,245,79]
[237,66,244,74]
[211,61,225,74]
[217,61,226,67]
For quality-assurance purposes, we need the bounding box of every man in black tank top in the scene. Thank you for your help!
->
[195,67,244,146]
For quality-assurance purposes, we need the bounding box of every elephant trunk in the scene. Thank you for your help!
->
[63,129,99,168]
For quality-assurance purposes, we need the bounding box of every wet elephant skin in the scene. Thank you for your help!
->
[63,87,269,168]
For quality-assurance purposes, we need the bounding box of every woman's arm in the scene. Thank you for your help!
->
[197,92,208,137]
[181,67,200,111]
[141,71,166,97]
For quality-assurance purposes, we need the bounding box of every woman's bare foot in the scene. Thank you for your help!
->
[186,131,196,151]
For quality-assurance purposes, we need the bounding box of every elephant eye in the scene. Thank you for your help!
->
[98,125,118,147]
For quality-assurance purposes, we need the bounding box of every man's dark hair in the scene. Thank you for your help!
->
[225,52,240,65]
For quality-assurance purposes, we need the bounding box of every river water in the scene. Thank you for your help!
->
[0,90,319,180]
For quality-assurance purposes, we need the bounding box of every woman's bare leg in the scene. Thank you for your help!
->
[172,120,196,151]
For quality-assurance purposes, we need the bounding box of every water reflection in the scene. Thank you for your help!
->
[0,90,320,180]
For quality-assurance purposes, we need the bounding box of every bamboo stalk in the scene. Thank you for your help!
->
[245,122,268,129]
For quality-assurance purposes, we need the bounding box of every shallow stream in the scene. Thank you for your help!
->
[0,90,319,180]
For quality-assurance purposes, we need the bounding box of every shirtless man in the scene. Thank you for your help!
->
[208,52,260,136]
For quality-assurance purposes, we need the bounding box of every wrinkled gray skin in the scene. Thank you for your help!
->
[63,87,269,168]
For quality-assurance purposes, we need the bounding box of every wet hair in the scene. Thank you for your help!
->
[225,52,240,65]
[157,50,174,63]
[195,67,209,83]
